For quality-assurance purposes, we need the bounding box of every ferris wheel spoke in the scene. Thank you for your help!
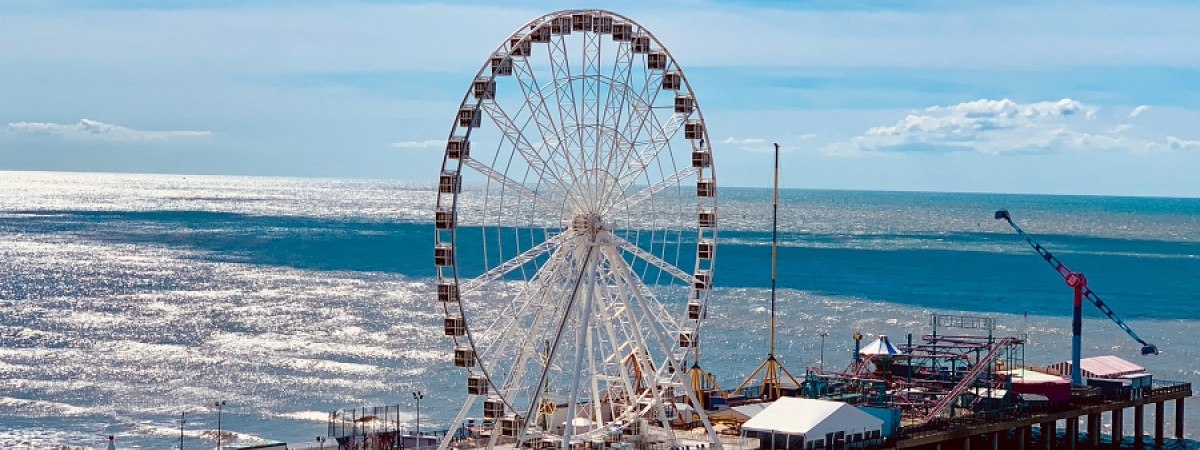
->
[472,287,547,368]
[610,234,695,286]
[597,44,635,187]
[605,244,685,342]
[485,236,592,380]
[617,109,686,187]
[509,56,578,193]
[612,68,667,181]
[472,236,585,365]
[461,158,564,211]
[478,99,572,195]
[459,230,580,295]
[611,165,697,212]
[545,34,582,178]
[467,246,588,439]
[578,29,605,204]
[624,283,687,369]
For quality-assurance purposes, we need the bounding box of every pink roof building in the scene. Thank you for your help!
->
[1046,355,1146,379]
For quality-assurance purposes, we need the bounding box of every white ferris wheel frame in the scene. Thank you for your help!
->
[433,9,720,450]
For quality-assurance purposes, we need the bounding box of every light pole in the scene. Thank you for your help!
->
[819,332,828,371]
[214,400,226,450]
[180,412,186,450]
[413,391,424,450]
[315,436,325,449]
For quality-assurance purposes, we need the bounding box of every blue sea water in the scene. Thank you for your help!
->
[1,170,1198,448]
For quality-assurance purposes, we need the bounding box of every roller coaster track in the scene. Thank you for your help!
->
[922,337,1017,423]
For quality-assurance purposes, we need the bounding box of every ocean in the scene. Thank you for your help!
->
[1,170,1198,448]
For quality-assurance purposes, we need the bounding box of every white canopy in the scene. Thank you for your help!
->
[742,397,882,439]
[859,335,901,357]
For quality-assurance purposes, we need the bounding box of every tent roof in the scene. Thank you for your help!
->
[859,335,901,357]
[742,397,882,437]
[1047,355,1146,379]
[1080,355,1145,378]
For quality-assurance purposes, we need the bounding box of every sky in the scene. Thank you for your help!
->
[2,0,1200,197]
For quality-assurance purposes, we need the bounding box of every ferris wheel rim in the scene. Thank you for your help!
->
[432,8,719,447]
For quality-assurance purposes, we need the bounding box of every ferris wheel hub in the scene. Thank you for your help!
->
[570,212,608,233]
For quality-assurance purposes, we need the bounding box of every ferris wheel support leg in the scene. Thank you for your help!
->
[437,394,478,450]
[562,244,600,449]
[673,364,723,450]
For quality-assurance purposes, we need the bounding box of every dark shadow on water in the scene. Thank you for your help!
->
[2,209,437,276]
[3,210,1197,319]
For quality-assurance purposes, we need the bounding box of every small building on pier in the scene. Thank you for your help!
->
[742,397,884,449]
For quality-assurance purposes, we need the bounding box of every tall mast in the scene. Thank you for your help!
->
[731,142,800,401]
[770,141,779,357]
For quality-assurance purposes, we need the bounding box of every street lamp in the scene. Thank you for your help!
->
[413,391,424,450]
[819,332,829,371]
[180,412,186,450]
[214,400,227,450]
[315,436,325,449]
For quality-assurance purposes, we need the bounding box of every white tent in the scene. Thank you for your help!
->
[742,397,882,449]
[859,335,901,357]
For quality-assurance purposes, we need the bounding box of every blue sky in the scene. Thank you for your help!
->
[3,1,1200,196]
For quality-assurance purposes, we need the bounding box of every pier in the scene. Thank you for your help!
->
[883,381,1192,449]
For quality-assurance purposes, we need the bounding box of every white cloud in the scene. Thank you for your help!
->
[391,139,443,148]
[1129,105,1151,118]
[6,119,211,141]
[1167,136,1200,151]
[822,98,1118,156]
[721,137,766,145]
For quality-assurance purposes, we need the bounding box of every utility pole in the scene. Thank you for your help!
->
[819,332,829,371]
[413,391,424,450]
[214,400,226,450]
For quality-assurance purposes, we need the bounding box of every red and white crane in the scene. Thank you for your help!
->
[995,210,1159,386]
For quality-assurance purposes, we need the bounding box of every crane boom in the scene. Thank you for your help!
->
[995,210,1159,357]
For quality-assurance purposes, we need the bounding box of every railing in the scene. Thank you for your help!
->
[1150,379,1192,396]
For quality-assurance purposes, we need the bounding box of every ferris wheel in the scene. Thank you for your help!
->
[433,9,719,449]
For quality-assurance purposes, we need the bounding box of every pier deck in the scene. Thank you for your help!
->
[883,381,1192,449]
